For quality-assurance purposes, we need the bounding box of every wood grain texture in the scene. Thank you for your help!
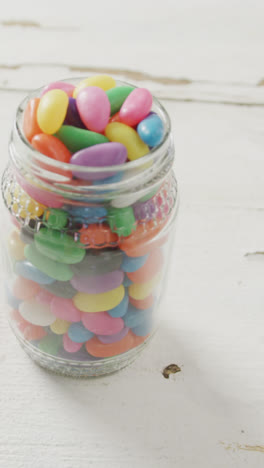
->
[0,2,264,467]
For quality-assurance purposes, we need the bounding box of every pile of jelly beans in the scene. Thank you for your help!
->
[5,75,173,362]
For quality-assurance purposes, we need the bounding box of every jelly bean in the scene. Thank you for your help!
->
[85,331,134,357]
[56,125,109,153]
[76,87,110,133]
[41,81,75,97]
[108,291,129,318]
[68,322,94,343]
[34,228,85,264]
[64,97,85,128]
[128,273,161,300]
[70,249,123,277]
[73,75,116,98]
[38,334,62,355]
[63,333,83,353]
[8,231,25,261]
[20,227,34,244]
[127,249,163,283]
[66,205,107,224]
[44,208,68,230]
[120,220,167,257]
[98,326,129,344]
[18,176,64,209]
[94,172,123,186]
[73,285,125,313]
[51,297,81,322]
[121,252,148,273]
[37,89,68,134]
[129,294,155,310]
[131,319,153,337]
[82,311,124,336]
[23,323,47,341]
[50,318,70,335]
[23,98,41,142]
[24,244,73,281]
[19,299,56,326]
[36,288,55,304]
[43,280,76,299]
[12,276,40,301]
[31,134,72,163]
[79,223,119,249]
[107,206,136,237]
[123,304,153,328]
[11,192,46,219]
[133,199,155,220]
[105,122,149,161]
[11,309,29,331]
[111,192,142,208]
[15,260,55,285]
[70,143,127,180]
[106,86,134,115]
[123,274,133,287]
[120,88,152,127]
[109,111,121,124]
[6,287,21,309]
[137,113,164,147]
[139,187,159,202]
[71,270,124,294]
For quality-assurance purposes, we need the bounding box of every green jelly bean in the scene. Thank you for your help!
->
[38,334,62,356]
[107,206,136,237]
[56,125,109,153]
[24,244,73,281]
[44,208,68,230]
[34,228,85,264]
[106,86,134,115]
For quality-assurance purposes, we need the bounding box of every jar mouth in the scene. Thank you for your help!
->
[10,78,174,199]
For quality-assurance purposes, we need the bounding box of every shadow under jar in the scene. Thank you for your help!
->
[1,79,178,377]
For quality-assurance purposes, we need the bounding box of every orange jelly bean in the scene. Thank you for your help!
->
[85,330,135,357]
[23,98,42,143]
[79,223,119,249]
[120,220,167,257]
[12,276,40,301]
[129,294,155,310]
[31,134,72,163]
[126,248,163,283]
[109,111,121,124]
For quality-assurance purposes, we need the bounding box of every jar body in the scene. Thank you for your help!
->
[1,82,178,377]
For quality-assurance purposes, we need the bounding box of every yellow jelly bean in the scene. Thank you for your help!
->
[73,285,125,313]
[128,273,161,300]
[50,318,70,335]
[37,89,68,134]
[105,122,149,161]
[73,75,116,98]
[7,185,46,219]
[8,230,26,261]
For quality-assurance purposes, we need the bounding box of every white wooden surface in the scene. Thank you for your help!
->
[0,1,264,467]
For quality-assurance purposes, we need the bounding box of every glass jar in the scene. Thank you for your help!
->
[1,79,178,377]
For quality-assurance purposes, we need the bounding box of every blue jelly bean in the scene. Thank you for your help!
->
[137,113,164,147]
[68,322,94,343]
[123,304,153,328]
[131,319,153,337]
[66,205,107,224]
[108,291,129,318]
[93,172,123,186]
[121,252,148,273]
[123,274,133,287]
[6,286,21,309]
[15,260,55,285]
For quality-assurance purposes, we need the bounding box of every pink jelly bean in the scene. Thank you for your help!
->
[51,297,81,322]
[76,86,110,133]
[82,311,124,336]
[36,289,55,304]
[41,81,75,97]
[17,174,63,209]
[119,88,153,127]
[63,333,82,353]
[70,270,124,294]
[97,326,129,344]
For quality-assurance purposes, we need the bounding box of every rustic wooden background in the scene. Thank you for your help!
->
[0,1,264,467]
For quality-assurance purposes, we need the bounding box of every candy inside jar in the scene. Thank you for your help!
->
[2,76,178,377]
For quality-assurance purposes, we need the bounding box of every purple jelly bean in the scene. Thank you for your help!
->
[70,270,124,294]
[97,326,129,344]
[133,199,156,220]
[64,97,85,129]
